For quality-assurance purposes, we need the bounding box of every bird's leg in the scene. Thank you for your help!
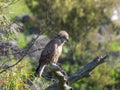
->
[54,62,66,75]
[51,63,67,76]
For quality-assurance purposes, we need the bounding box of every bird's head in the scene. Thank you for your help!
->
[56,31,69,43]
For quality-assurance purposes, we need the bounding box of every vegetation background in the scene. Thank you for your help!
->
[0,0,120,90]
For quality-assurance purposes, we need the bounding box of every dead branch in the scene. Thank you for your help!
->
[0,47,43,57]
[47,64,73,90]
[68,55,108,84]
[45,55,108,90]
[0,35,40,74]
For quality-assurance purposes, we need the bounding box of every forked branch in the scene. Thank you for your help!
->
[45,55,108,90]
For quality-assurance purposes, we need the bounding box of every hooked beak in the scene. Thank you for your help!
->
[66,37,69,41]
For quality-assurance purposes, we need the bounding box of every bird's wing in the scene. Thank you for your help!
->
[39,39,57,65]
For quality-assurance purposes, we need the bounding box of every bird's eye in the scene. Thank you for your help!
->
[56,34,60,37]
[63,36,66,39]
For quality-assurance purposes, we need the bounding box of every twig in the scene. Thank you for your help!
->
[0,47,44,56]
[0,35,40,74]
[0,0,20,10]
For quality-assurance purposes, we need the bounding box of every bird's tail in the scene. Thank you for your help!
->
[35,64,46,77]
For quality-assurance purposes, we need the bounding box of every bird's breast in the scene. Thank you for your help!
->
[52,45,63,63]
[57,45,63,54]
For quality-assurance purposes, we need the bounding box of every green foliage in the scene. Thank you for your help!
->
[70,63,116,90]
[0,0,31,40]
[7,0,31,19]
[108,41,120,51]
[16,33,28,48]
[0,59,33,90]
[0,0,31,19]
[25,0,119,41]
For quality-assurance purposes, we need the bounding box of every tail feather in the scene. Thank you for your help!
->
[35,64,46,77]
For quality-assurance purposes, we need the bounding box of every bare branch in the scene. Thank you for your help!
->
[0,35,40,74]
[45,64,73,90]
[45,55,108,90]
[68,55,108,84]
[0,47,43,56]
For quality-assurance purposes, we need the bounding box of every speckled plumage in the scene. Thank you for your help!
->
[35,31,69,77]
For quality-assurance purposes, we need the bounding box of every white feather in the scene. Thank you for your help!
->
[39,65,46,77]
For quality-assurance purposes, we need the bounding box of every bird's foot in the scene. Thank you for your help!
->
[50,63,62,71]
[50,63,68,77]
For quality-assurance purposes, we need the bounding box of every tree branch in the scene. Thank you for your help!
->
[0,35,40,74]
[45,64,73,90]
[45,55,108,90]
[68,55,108,84]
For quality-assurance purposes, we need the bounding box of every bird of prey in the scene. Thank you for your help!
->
[35,31,69,77]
